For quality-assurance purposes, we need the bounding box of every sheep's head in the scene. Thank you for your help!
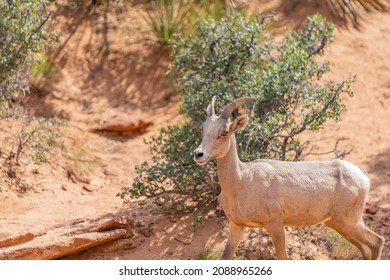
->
[193,96,256,166]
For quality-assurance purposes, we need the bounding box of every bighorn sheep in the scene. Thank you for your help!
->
[193,96,385,260]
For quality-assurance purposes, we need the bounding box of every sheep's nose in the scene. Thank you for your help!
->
[194,150,204,160]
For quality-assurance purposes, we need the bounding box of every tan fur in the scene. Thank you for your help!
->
[194,97,385,260]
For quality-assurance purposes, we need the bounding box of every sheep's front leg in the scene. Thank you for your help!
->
[221,222,244,260]
[265,222,288,260]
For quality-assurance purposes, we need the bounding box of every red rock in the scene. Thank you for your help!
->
[92,115,153,133]
[365,205,379,215]
[0,214,135,260]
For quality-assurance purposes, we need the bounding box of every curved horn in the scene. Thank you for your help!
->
[206,96,216,117]
[220,97,256,119]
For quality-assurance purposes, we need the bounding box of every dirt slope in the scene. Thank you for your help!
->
[0,1,389,260]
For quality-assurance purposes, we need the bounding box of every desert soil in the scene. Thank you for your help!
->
[0,0,389,260]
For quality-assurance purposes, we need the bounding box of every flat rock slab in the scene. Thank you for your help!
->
[0,232,40,248]
[0,214,135,260]
[91,116,153,133]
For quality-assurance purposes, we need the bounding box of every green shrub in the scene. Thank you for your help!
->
[118,14,354,215]
[193,0,229,21]
[0,118,65,168]
[142,0,192,45]
[196,250,222,260]
[141,0,247,46]
[191,0,247,21]
[0,0,54,113]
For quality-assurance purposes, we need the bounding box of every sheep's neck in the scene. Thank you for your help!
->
[216,134,242,190]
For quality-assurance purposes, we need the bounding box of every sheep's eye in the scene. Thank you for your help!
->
[218,131,228,139]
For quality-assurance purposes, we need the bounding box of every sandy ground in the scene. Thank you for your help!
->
[0,0,389,260]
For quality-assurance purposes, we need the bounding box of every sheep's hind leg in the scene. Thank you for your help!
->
[325,219,379,259]
[368,228,385,260]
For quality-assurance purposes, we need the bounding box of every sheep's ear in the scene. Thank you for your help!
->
[229,115,248,132]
